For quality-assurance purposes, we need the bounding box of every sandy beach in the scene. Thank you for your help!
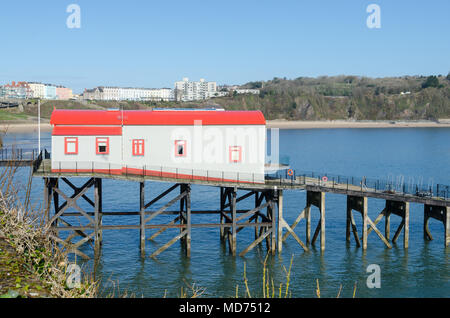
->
[0,122,52,134]
[267,119,450,129]
[0,120,449,133]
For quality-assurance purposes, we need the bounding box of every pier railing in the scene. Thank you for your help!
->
[266,170,450,200]
[35,158,450,201]
[39,160,266,184]
[0,147,42,162]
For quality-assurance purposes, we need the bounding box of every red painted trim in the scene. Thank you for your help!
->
[64,137,78,155]
[53,126,122,136]
[50,109,266,126]
[229,146,242,163]
[121,167,264,184]
[174,140,186,157]
[132,139,145,156]
[49,167,264,184]
[96,137,109,155]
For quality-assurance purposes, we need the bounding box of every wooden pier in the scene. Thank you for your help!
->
[30,157,450,259]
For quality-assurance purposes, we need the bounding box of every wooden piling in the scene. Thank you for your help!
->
[277,189,283,253]
[185,184,191,257]
[94,178,103,256]
[231,187,237,256]
[139,181,145,256]
[308,191,326,251]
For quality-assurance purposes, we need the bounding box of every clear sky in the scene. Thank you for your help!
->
[1,0,449,93]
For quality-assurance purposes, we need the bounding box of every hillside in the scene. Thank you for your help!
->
[4,74,450,121]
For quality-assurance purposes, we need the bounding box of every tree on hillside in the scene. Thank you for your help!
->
[446,72,450,81]
[421,76,439,88]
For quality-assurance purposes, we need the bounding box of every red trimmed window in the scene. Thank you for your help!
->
[132,139,145,156]
[229,146,242,163]
[64,137,78,155]
[175,140,186,157]
[96,137,109,155]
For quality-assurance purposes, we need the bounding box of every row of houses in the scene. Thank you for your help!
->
[82,87,174,101]
[1,78,260,102]
[82,78,259,102]
[0,81,73,100]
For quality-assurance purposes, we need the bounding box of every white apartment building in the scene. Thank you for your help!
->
[28,82,46,99]
[174,78,217,101]
[83,87,174,101]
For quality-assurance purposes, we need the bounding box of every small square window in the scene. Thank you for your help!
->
[96,137,109,155]
[64,137,78,155]
[229,146,242,163]
[175,140,186,157]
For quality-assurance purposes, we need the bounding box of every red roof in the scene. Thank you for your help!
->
[50,109,266,126]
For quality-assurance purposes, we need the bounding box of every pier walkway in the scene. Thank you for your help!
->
[6,148,449,259]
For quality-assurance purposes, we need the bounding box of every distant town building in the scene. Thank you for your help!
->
[82,86,174,101]
[28,82,46,99]
[44,84,57,100]
[56,86,73,100]
[0,81,32,99]
[174,78,217,101]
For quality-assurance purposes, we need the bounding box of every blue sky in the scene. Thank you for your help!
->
[1,0,449,93]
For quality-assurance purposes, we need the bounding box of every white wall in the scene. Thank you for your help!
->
[51,124,266,182]
[52,135,122,171]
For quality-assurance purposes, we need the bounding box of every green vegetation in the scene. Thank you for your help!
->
[0,110,29,121]
[4,74,449,122]
[421,76,441,89]
[0,165,98,298]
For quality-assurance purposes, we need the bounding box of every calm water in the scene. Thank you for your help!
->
[4,128,450,298]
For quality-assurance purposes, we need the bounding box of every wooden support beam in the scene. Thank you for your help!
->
[148,216,180,241]
[185,184,191,257]
[239,229,272,257]
[144,183,179,209]
[280,219,308,252]
[223,190,256,210]
[231,187,237,255]
[94,178,103,257]
[424,204,449,247]
[307,191,325,251]
[140,181,145,256]
[446,206,450,247]
[52,179,96,226]
[281,209,305,242]
[347,195,366,249]
[144,190,187,224]
[150,230,187,258]
[270,192,276,255]
[62,177,95,207]
[236,201,271,222]
[424,204,433,241]
[220,187,225,241]
[305,204,311,244]
[367,217,392,248]
[277,189,283,253]
[362,197,368,250]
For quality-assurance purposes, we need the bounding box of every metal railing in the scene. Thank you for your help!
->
[39,160,266,185]
[266,169,450,200]
[32,148,450,201]
[0,147,42,161]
